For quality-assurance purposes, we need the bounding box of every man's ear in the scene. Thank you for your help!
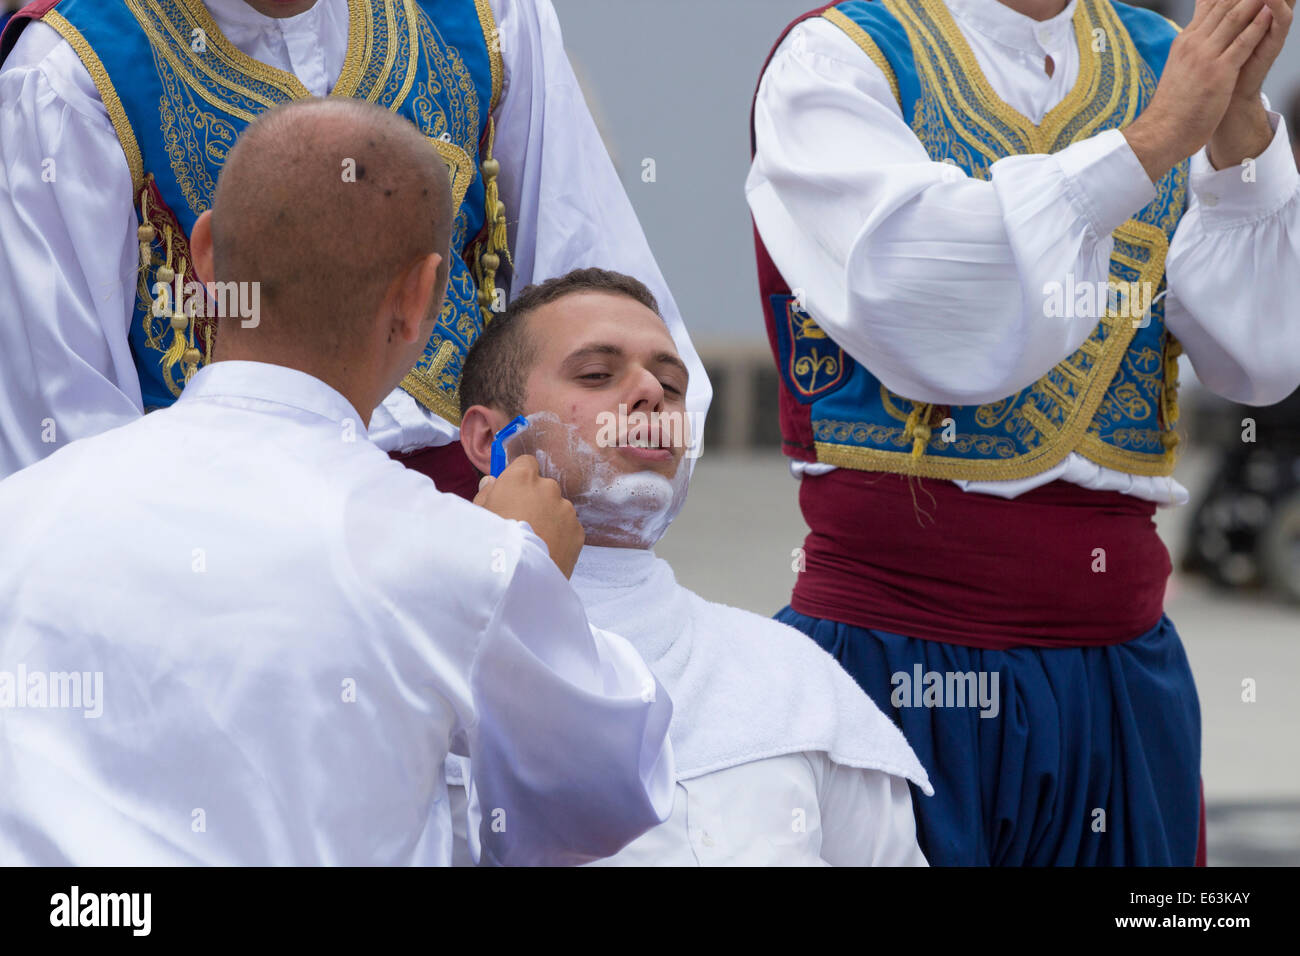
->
[390,251,444,345]
[190,210,214,285]
[459,404,509,474]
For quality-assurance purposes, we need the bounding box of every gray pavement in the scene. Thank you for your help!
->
[656,448,1300,865]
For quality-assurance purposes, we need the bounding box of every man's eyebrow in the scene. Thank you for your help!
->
[561,343,690,384]
[562,343,623,366]
[652,352,690,383]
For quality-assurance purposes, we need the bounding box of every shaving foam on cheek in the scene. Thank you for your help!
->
[500,411,690,547]
[572,469,690,548]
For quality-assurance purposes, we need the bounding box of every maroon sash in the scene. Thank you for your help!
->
[793,469,1171,648]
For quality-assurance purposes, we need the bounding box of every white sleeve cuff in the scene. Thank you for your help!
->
[1055,128,1158,238]
[1190,110,1300,229]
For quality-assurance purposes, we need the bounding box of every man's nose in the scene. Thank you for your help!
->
[627,366,665,412]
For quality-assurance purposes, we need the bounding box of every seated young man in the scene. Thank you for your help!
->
[449,267,932,866]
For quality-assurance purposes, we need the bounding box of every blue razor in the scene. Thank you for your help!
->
[489,415,530,477]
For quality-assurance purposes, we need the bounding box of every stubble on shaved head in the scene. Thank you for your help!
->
[209,97,453,356]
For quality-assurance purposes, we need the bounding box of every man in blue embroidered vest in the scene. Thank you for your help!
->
[748,0,1300,864]
[0,0,711,492]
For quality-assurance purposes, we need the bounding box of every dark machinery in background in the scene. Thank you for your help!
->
[1181,390,1300,603]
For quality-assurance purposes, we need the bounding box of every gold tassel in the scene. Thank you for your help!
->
[137,186,156,271]
[476,116,513,321]
[491,202,510,265]
[904,402,933,459]
[160,244,190,387]
[1162,335,1183,451]
[181,256,201,383]
[143,274,166,347]
[483,172,499,233]
[160,312,190,379]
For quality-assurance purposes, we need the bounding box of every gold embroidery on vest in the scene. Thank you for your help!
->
[126,0,302,119]
[154,45,229,215]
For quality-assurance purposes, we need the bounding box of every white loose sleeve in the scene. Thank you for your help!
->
[814,755,927,867]
[465,528,675,867]
[746,19,1157,406]
[489,0,711,442]
[0,23,144,478]
[1164,106,1300,406]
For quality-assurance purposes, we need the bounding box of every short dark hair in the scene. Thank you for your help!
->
[458,267,661,417]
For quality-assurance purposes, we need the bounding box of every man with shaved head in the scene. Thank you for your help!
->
[0,98,677,867]
[195,97,457,390]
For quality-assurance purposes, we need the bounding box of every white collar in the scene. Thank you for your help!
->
[946,0,1078,54]
[178,360,367,435]
[202,0,330,38]
[571,546,679,664]
[572,545,660,591]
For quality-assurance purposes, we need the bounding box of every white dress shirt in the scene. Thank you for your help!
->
[747,0,1300,505]
[0,0,711,475]
[448,544,930,866]
[0,360,674,866]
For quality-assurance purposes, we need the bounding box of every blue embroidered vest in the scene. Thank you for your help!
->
[759,0,1189,480]
[34,0,505,423]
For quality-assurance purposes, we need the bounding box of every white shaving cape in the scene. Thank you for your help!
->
[567,546,931,789]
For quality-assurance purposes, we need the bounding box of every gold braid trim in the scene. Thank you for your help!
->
[387,0,421,110]
[43,12,144,193]
[474,0,504,110]
[1075,330,1184,475]
[328,0,373,99]
[470,0,509,324]
[126,0,297,122]
[399,341,461,425]
[822,7,901,105]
